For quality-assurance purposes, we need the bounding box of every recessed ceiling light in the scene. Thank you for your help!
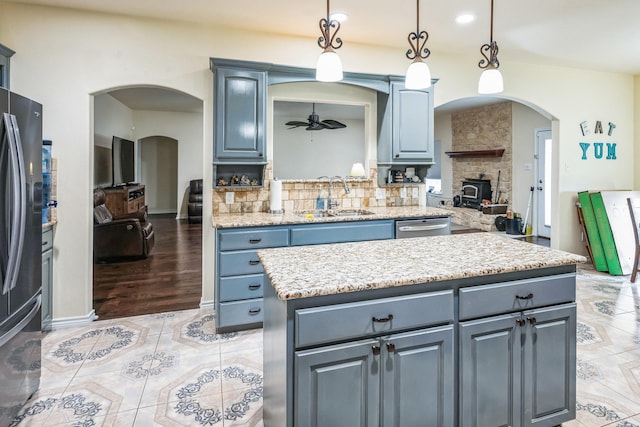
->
[455,13,475,25]
[330,12,348,23]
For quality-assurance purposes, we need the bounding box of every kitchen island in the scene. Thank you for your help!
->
[259,233,586,427]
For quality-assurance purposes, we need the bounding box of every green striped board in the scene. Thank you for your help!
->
[577,191,609,271]
[590,192,623,275]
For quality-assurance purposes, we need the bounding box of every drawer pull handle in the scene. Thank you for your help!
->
[372,345,381,356]
[249,260,260,266]
[527,317,537,325]
[515,293,534,300]
[386,342,396,353]
[249,238,262,244]
[372,314,394,323]
[248,284,261,290]
[248,307,261,315]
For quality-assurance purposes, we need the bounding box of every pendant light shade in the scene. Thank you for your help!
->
[406,59,431,90]
[316,49,343,82]
[405,0,431,89]
[316,0,343,82]
[478,0,503,94]
[478,68,503,94]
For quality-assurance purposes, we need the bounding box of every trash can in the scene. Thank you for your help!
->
[505,218,522,235]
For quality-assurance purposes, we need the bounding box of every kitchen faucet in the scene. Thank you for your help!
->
[328,175,351,209]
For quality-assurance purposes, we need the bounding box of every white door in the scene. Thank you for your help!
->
[535,129,552,238]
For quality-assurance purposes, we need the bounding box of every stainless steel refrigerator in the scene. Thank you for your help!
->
[0,87,42,425]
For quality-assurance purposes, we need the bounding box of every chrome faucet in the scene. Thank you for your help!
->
[328,175,351,209]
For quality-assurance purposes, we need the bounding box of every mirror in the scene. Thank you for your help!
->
[268,82,377,180]
[273,101,365,179]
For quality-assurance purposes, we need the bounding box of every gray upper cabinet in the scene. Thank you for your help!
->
[212,64,267,163]
[378,80,435,165]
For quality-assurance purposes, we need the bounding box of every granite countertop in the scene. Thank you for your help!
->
[257,233,587,301]
[212,206,452,228]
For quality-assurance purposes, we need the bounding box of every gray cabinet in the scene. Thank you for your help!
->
[294,293,454,427]
[459,274,577,427]
[213,66,266,162]
[378,80,435,166]
[42,228,53,331]
[295,327,454,427]
[215,220,394,332]
[215,226,289,331]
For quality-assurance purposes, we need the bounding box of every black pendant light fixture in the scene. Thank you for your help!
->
[405,0,431,89]
[316,0,343,82]
[478,0,504,94]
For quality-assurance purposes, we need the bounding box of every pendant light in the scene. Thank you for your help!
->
[478,0,503,94]
[405,0,431,89]
[316,0,343,82]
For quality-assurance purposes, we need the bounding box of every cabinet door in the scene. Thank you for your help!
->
[522,304,576,427]
[295,339,380,427]
[214,67,266,161]
[381,325,454,427]
[41,248,53,331]
[391,82,434,162]
[459,313,522,427]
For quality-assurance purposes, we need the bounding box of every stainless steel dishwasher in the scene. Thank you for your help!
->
[395,217,451,238]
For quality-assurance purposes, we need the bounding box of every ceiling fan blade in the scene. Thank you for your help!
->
[285,120,309,127]
[321,119,347,129]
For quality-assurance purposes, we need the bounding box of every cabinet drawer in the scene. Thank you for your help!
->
[42,228,53,252]
[295,290,454,348]
[219,274,264,302]
[458,273,576,320]
[219,250,264,277]
[218,299,263,328]
[290,221,394,246]
[218,228,289,251]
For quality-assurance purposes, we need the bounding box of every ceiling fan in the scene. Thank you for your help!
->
[285,103,347,131]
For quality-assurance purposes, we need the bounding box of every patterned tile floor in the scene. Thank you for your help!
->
[11,264,640,426]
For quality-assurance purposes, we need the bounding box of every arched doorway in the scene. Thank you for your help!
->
[91,85,204,320]
[434,96,555,240]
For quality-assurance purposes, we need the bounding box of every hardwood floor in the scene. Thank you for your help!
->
[93,214,202,320]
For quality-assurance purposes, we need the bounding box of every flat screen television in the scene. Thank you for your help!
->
[111,136,135,186]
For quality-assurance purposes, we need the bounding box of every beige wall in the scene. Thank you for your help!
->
[0,2,635,324]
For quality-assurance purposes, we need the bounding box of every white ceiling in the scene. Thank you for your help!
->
[25,0,638,113]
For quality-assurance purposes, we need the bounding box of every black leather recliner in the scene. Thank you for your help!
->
[93,188,155,262]
[188,179,203,224]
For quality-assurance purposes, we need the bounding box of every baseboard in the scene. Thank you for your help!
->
[148,209,178,215]
[51,309,97,330]
[200,299,215,310]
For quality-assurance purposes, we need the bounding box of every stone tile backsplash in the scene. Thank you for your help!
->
[213,166,423,215]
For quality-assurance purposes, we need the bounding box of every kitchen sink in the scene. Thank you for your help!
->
[328,209,375,217]
[295,210,332,218]
[295,209,375,218]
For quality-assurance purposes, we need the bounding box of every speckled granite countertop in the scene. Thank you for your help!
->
[258,233,587,300]
[212,206,451,228]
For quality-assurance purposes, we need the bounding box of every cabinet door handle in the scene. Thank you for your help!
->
[249,238,262,244]
[372,345,381,356]
[515,293,534,300]
[527,317,537,325]
[386,342,396,353]
[372,314,394,323]
[248,284,261,290]
[259,153,264,158]
[395,154,400,158]
[516,318,526,326]
[248,307,261,315]
[249,260,260,266]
